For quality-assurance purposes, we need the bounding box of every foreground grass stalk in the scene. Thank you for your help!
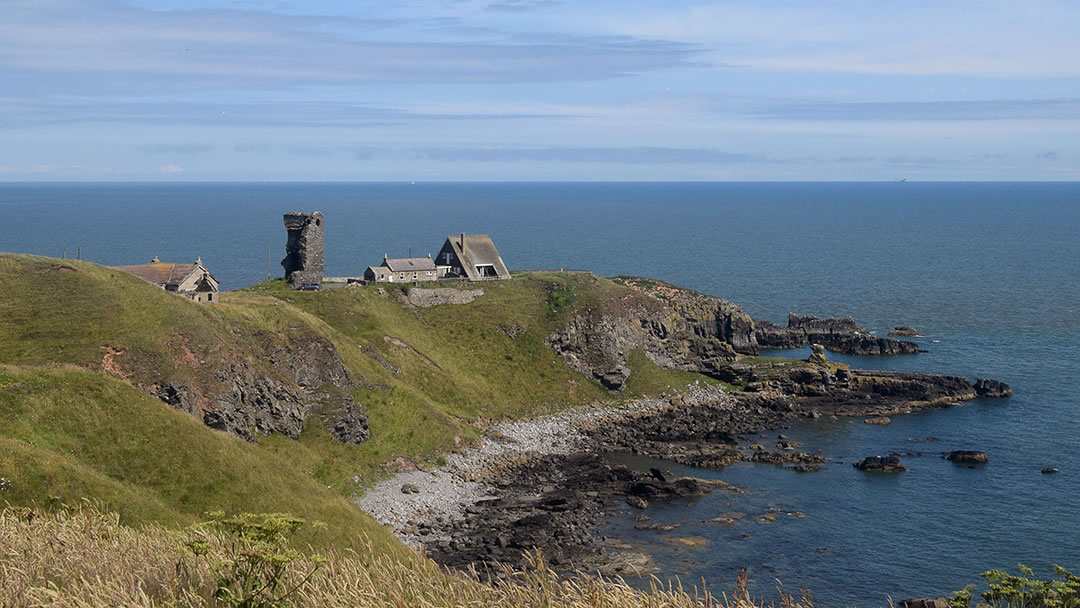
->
[1,504,793,608]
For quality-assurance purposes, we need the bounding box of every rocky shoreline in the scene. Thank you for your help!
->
[356,366,1009,577]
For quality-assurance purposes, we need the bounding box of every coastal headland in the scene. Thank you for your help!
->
[0,253,1010,596]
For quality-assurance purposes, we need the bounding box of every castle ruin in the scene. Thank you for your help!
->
[281,211,324,289]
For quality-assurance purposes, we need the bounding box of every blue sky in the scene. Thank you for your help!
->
[2,0,1079,181]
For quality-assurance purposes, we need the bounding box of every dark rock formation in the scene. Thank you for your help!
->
[597,366,631,391]
[888,326,920,336]
[547,278,758,383]
[152,333,369,445]
[944,450,988,464]
[974,378,1012,398]
[756,313,921,355]
[281,211,324,289]
[854,455,907,472]
[424,453,711,573]
[1042,467,1059,474]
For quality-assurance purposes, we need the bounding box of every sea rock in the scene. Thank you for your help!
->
[853,455,907,472]
[755,313,921,355]
[944,451,988,464]
[667,536,709,547]
[888,327,920,337]
[626,496,648,509]
[864,416,892,425]
[786,464,822,473]
[973,378,1012,398]
[808,343,829,366]
[634,522,680,531]
[1042,467,1059,474]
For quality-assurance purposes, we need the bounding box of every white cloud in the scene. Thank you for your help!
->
[159,164,184,174]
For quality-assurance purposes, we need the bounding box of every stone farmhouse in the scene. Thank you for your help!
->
[364,254,438,284]
[112,256,220,303]
[435,233,511,281]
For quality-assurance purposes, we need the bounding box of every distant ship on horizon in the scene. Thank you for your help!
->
[894,177,909,182]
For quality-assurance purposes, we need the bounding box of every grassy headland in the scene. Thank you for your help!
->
[0,254,716,552]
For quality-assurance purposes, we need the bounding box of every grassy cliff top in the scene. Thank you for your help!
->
[0,254,716,551]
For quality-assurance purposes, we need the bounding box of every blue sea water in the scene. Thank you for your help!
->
[1,182,1078,606]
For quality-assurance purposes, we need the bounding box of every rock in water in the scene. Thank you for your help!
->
[626,496,648,509]
[888,326,920,336]
[1041,467,1059,474]
[282,211,324,289]
[864,416,892,425]
[973,378,1012,398]
[853,455,907,472]
[944,450,989,464]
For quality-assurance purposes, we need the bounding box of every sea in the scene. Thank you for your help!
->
[1,182,1077,607]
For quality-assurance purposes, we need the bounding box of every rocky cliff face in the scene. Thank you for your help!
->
[546,278,757,387]
[152,333,369,444]
[755,313,921,355]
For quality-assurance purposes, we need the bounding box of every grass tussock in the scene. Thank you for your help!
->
[0,504,795,608]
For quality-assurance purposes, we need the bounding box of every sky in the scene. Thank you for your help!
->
[2,0,1080,181]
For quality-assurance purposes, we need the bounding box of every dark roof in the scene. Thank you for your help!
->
[385,257,437,272]
[445,234,510,280]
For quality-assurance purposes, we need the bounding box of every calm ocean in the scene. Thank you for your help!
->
[2,182,1078,606]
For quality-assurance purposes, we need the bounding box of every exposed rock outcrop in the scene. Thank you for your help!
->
[153,333,369,445]
[888,326,920,336]
[974,378,1013,398]
[944,450,988,464]
[406,287,484,308]
[547,278,757,385]
[854,455,907,472]
[756,313,921,355]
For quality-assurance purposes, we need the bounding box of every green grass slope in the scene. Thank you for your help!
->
[0,365,402,554]
[0,254,717,549]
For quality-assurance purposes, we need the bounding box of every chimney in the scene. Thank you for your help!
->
[195,256,202,266]
[383,253,388,265]
[460,232,466,256]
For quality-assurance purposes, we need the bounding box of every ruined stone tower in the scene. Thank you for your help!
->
[281,211,324,289]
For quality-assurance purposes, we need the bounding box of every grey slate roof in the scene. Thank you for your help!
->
[385,257,437,272]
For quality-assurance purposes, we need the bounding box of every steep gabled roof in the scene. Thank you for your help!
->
[444,234,510,280]
[111,258,217,290]
[385,257,437,272]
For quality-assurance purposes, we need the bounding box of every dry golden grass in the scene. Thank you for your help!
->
[0,504,804,608]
